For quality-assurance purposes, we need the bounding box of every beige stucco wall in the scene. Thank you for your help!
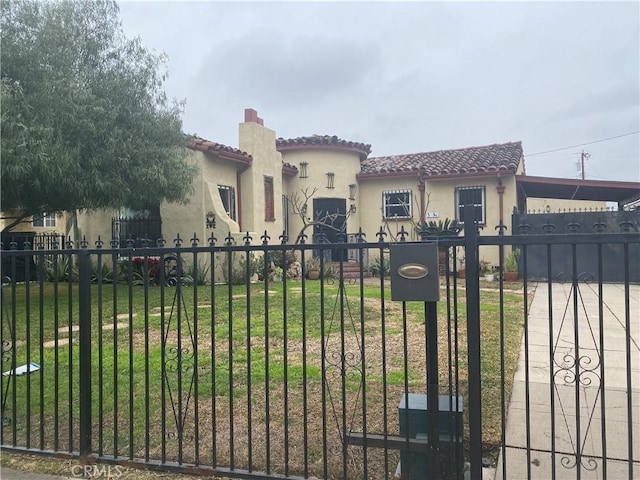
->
[426,174,519,265]
[525,197,607,213]
[76,209,115,243]
[358,172,520,265]
[357,177,420,241]
[161,149,243,246]
[239,121,283,238]
[281,148,362,242]
[424,176,516,227]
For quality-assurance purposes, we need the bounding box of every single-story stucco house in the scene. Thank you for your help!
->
[4,108,639,270]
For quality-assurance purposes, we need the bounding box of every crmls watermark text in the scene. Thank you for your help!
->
[70,465,124,478]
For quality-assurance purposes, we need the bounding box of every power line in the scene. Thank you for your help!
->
[527,131,640,157]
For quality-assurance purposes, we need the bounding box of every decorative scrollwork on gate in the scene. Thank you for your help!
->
[560,454,599,471]
[552,278,603,473]
[162,283,197,444]
[1,277,15,429]
[553,353,601,387]
[322,272,364,458]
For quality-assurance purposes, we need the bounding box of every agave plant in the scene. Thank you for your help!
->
[416,218,463,237]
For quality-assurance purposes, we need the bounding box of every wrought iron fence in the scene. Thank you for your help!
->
[112,216,162,248]
[1,212,638,479]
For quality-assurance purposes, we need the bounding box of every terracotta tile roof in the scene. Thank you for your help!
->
[282,162,298,176]
[276,135,372,160]
[187,136,252,165]
[360,141,523,177]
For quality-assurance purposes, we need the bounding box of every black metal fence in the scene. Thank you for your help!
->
[512,208,640,282]
[1,209,638,479]
[0,232,65,282]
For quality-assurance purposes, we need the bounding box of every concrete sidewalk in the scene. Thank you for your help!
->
[496,282,639,479]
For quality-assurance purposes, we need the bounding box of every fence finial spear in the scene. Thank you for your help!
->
[191,233,200,247]
[174,233,183,248]
[398,225,407,242]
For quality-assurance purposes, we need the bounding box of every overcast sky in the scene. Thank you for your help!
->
[118,1,639,183]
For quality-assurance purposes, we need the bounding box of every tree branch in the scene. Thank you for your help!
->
[289,187,352,244]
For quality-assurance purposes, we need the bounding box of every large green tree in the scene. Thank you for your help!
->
[1,0,197,232]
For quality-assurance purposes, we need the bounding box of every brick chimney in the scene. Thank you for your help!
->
[244,108,264,126]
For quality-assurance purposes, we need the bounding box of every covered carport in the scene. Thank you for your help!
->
[515,175,640,212]
[512,175,640,282]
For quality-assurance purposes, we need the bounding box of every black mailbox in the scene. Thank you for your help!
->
[389,243,440,302]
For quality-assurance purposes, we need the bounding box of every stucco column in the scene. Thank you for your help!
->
[496,182,506,234]
[418,174,427,222]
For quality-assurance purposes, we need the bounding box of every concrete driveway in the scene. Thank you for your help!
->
[496,282,639,479]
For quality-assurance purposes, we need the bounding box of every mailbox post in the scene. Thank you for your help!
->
[390,243,463,479]
[390,243,440,478]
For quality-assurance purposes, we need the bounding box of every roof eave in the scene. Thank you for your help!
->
[187,138,253,168]
[278,143,370,161]
[356,170,516,181]
[356,171,420,181]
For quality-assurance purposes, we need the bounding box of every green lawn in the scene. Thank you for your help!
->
[1,278,525,478]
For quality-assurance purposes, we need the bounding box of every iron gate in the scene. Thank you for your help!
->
[1,211,638,479]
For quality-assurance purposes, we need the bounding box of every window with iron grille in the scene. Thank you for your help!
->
[383,190,412,219]
[455,186,485,224]
[264,176,275,221]
[32,213,56,227]
[113,206,162,248]
[218,185,236,221]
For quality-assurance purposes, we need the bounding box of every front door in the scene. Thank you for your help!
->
[313,198,347,261]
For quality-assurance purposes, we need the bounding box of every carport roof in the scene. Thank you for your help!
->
[516,175,640,205]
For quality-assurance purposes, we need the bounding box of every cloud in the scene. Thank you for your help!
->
[118,1,639,181]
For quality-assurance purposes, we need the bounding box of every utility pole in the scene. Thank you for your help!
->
[580,150,590,180]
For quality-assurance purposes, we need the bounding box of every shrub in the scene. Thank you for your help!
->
[265,250,297,271]
[42,255,77,282]
[185,261,210,285]
[369,253,390,277]
[90,260,115,283]
[504,248,520,273]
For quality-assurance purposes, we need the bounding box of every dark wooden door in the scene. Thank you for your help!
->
[313,198,347,261]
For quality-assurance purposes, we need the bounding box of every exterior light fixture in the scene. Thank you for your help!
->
[349,204,357,214]
[206,211,216,229]
[349,183,357,200]
[326,172,335,189]
[299,162,308,179]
